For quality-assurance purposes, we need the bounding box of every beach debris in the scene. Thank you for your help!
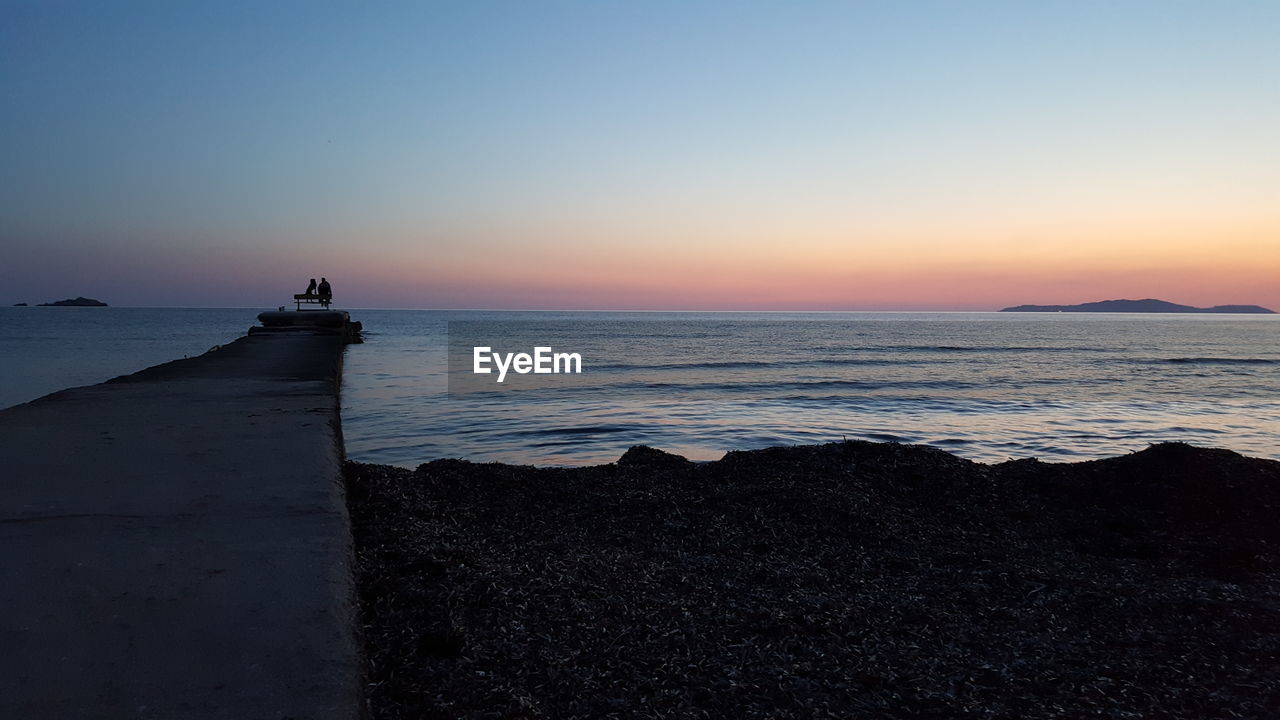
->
[345,441,1280,719]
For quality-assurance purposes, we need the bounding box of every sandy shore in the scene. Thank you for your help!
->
[346,441,1279,719]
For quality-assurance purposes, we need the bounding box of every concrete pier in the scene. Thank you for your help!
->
[0,329,361,718]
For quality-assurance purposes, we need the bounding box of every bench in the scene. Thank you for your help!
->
[294,294,332,310]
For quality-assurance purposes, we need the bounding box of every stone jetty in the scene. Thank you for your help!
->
[0,312,362,718]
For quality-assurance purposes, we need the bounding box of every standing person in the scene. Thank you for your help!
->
[317,277,332,306]
[304,278,317,296]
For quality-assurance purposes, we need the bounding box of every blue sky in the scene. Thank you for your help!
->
[2,1,1277,308]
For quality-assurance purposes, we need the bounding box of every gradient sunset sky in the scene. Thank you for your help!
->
[2,1,1277,310]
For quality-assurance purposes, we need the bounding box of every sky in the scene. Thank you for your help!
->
[1,1,1277,310]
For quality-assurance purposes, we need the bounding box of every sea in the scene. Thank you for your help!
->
[1,307,1277,467]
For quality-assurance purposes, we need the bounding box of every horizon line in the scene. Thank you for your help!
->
[7,305,1278,315]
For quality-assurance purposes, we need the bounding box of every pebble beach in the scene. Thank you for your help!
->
[346,440,1280,719]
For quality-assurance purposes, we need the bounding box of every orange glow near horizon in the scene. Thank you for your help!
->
[332,210,1279,310]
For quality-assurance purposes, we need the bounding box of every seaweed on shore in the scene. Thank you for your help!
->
[345,441,1280,719]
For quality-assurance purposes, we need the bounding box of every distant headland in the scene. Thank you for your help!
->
[35,297,109,307]
[1000,298,1275,314]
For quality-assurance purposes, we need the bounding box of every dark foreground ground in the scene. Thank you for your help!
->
[345,442,1280,719]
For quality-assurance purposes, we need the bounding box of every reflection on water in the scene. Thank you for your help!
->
[339,311,1280,466]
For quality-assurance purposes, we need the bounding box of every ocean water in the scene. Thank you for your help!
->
[340,310,1280,466]
[0,307,267,408]
[2,308,1277,466]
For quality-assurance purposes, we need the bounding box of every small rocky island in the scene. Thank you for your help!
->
[1001,298,1274,313]
[36,297,108,307]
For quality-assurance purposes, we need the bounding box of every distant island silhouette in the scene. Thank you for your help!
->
[36,297,108,307]
[1000,299,1275,314]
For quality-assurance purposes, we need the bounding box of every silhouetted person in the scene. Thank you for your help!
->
[304,278,317,297]
[317,277,332,306]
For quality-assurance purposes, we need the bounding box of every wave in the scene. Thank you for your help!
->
[858,345,1110,354]
[1164,357,1280,365]
[523,425,631,436]
[588,348,1110,372]
[592,360,783,371]
[603,378,984,393]
[864,432,914,442]
[590,358,912,372]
